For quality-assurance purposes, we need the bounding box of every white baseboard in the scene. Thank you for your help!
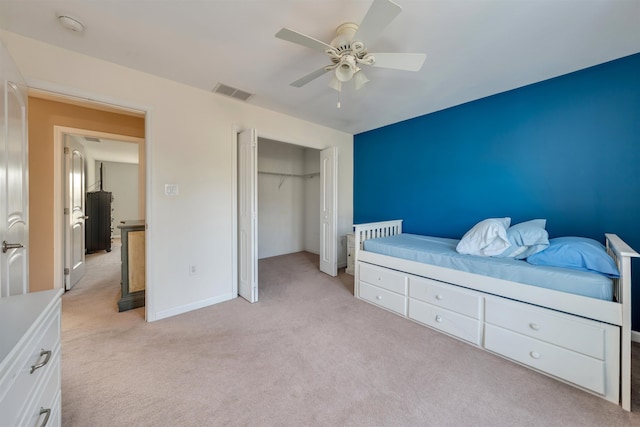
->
[632,330,640,343]
[152,292,235,321]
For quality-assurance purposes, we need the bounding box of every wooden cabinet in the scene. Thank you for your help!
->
[0,289,63,426]
[86,190,113,253]
[117,220,145,312]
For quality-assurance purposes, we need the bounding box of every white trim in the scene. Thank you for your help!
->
[231,124,239,298]
[631,330,640,343]
[26,78,147,115]
[154,293,235,321]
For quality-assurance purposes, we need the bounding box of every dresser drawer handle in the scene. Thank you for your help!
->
[435,294,443,300]
[435,315,443,323]
[529,351,541,360]
[376,295,382,300]
[38,407,51,427]
[30,349,52,374]
[529,323,540,331]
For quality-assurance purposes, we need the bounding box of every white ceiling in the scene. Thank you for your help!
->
[1,0,639,135]
[70,134,139,164]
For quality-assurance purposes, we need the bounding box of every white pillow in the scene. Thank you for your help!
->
[456,217,511,256]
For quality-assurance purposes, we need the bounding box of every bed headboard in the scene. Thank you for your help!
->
[353,220,403,262]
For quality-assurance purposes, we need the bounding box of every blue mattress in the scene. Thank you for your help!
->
[363,234,613,301]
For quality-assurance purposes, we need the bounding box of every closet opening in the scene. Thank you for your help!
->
[236,130,338,304]
[258,138,321,261]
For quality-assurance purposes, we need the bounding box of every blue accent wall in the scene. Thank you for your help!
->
[354,53,640,327]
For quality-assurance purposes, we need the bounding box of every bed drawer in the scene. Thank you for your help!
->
[360,282,407,316]
[485,324,605,395]
[409,299,481,345]
[485,296,606,360]
[359,263,408,295]
[409,276,482,319]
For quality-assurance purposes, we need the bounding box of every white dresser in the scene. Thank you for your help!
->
[0,289,63,426]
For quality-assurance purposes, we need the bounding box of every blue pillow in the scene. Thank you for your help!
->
[495,219,549,259]
[526,236,620,278]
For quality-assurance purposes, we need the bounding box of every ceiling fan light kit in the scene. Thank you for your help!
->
[275,0,426,107]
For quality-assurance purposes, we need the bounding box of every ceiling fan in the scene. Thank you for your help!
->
[275,0,426,98]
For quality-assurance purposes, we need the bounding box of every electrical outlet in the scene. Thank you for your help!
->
[189,264,197,276]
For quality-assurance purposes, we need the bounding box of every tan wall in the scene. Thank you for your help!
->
[28,97,145,291]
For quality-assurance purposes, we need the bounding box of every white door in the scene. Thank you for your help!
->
[0,78,29,297]
[237,129,258,303]
[64,135,87,290]
[320,146,338,276]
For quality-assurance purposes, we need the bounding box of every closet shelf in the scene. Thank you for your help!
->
[258,171,319,179]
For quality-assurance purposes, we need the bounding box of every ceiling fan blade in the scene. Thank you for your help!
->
[275,28,333,53]
[290,67,331,87]
[370,53,426,71]
[354,0,402,43]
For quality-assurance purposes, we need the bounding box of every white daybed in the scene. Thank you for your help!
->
[353,219,638,411]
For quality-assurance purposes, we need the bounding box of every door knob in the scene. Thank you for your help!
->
[2,241,24,253]
[81,215,89,220]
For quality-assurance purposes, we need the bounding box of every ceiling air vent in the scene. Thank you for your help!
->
[212,83,253,102]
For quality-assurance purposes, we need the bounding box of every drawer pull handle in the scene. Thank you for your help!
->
[435,315,443,323]
[529,323,540,331]
[38,407,51,427]
[529,351,540,360]
[435,294,443,300]
[30,349,52,374]
[376,295,382,300]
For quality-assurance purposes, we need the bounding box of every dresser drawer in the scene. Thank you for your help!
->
[485,324,606,395]
[409,299,481,345]
[359,263,408,295]
[359,282,407,316]
[485,296,606,359]
[0,303,60,423]
[18,353,61,427]
[409,276,482,319]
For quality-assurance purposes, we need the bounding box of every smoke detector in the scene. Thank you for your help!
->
[58,15,85,33]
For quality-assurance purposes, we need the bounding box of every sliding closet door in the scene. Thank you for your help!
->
[319,146,337,276]
[237,129,258,303]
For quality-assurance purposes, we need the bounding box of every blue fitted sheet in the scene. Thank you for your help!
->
[363,233,614,301]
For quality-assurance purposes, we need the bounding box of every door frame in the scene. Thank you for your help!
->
[231,125,339,300]
[55,126,145,290]
[28,81,153,320]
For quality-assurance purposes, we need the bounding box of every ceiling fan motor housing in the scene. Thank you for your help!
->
[331,23,359,52]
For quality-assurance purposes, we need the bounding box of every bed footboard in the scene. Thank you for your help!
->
[606,233,640,411]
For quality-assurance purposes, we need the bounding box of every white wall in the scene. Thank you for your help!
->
[98,161,139,236]
[2,31,353,321]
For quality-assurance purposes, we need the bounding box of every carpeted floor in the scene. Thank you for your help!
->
[60,242,640,426]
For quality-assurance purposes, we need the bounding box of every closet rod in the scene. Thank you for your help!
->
[258,171,319,178]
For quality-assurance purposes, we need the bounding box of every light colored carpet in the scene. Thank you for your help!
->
[61,243,640,426]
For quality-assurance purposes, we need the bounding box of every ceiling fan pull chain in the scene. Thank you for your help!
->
[337,90,341,109]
